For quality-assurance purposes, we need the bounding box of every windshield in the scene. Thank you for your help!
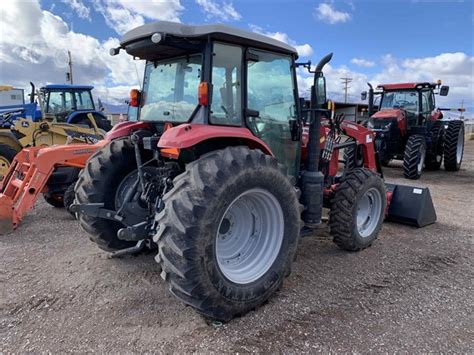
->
[380,91,419,113]
[140,55,202,122]
[46,90,94,114]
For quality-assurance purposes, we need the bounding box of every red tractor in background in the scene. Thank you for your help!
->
[360,82,465,179]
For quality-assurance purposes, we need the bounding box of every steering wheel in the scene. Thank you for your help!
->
[394,100,411,108]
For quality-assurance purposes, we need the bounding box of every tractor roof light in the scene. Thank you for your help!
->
[151,33,162,44]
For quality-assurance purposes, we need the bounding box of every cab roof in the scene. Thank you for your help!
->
[120,21,297,60]
[377,82,437,91]
[42,85,94,90]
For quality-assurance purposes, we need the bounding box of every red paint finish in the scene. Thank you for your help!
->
[377,82,436,91]
[158,124,274,156]
[300,120,378,174]
[371,109,407,136]
[105,121,152,141]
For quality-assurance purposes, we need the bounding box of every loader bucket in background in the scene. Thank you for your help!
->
[385,183,437,227]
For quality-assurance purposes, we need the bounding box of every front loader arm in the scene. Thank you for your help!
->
[0,142,106,233]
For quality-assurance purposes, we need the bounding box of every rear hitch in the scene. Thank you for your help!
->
[109,239,146,258]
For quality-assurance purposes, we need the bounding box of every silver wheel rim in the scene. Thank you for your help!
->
[456,129,464,164]
[418,144,426,174]
[216,188,284,284]
[356,188,383,238]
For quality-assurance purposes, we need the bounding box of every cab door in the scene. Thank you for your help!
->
[245,49,300,177]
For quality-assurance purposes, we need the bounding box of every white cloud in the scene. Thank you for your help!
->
[196,0,241,21]
[249,25,314,58]
[315,3,351,24]
[62,0,91,21]
[351,58,375,68]
[0,0,141,106]
[93,0,184,34]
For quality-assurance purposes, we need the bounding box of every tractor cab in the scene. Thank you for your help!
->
[39,85,111,129]
[113,21,305,177]
[41,85,95,120]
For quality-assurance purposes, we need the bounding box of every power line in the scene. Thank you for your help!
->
[340,77,353,103]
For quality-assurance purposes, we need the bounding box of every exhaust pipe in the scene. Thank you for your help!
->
[367,83,374,116]
[302,53,332,227]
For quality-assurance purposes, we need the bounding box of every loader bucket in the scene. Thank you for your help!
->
[0,194,15,234]
[385,183,437,227]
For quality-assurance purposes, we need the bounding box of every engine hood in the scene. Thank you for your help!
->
[371,109,404,120]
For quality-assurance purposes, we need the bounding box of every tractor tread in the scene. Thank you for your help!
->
[443,120,464,171]
[403,135,426,180]
[329,168,386,251]
[153,146,302,321]
[75,138,137,252]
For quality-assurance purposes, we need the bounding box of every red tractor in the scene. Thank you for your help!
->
[66,22,433,321]
[361,82,465,179]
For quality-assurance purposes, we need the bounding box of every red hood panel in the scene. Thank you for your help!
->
[371,109,403,119]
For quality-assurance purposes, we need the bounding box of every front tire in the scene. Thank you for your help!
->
[329,168,386,251]
[154,147,302,321]
[443,120,464,171]
[403,135,426,179]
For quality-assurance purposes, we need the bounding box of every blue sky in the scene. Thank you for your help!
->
[1,0,473,114]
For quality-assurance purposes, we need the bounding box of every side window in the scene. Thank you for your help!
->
[246,49,300,177]
[246,50,295,122]
[47,91,73,113]
[210,43,242,125]
[421,91,431,114]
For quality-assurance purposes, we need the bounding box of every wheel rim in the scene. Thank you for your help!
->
[356,187,383,238]
[0,156,11,177]
[456,129,464,164]
[216,188,284,285]
[417,144,426,174]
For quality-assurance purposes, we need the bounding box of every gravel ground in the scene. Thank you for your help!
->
[1,141,473,353]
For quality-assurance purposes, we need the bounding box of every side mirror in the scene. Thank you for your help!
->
[314,76,327,107]
[439,86,449,96]
[361,91,367,101]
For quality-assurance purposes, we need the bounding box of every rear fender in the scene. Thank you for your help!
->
[158,124,273,157]
[105,121,152,141]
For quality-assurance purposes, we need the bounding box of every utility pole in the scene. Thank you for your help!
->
[341,77,353,103]
[67,50,74,85]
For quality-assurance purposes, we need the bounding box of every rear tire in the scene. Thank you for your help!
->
[154,147,302,321]
[44,194,65,208]
[329,168,386,251]
[403,135,426,179]
[343,140,364,172]
[425,121,444,171]
[75,138,138,251]
[443,120,464,171]
[63,183,76,217]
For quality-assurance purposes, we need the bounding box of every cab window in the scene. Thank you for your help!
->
[210,43,242,126]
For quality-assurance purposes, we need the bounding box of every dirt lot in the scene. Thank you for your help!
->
[1,141,473,353]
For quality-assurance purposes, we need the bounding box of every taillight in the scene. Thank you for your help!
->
[129,89,141,107]
[198,82,209,106]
